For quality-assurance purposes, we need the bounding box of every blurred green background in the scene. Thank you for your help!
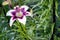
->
[0,0,59,40]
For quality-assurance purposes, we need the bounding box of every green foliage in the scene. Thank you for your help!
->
[54,0,60,40]
[0,0,57,40]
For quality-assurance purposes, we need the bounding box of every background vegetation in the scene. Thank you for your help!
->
[0,0,59,40]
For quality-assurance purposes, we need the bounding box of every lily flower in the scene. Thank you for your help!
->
[6,5,32,26]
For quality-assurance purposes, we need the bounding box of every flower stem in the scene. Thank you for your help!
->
[16,20,32,40]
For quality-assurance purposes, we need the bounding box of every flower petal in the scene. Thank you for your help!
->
[6,10,15,16]
[14,5,20,10]
[17,16,26,25]
[26,12,33,17]
[20,5,29,11]
[9,17,16,26]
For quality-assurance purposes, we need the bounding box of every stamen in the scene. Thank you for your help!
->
[16,12,23,17]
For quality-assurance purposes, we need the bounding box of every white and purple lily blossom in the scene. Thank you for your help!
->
[6,5,32,26]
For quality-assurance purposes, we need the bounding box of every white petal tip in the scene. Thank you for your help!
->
[9,23,12,27]
[20,5,29,11]
[16,5,19,7]
[22,23,26,25]
[6,10,15,16]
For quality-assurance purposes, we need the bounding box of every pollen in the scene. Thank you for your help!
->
[16,12,23,17]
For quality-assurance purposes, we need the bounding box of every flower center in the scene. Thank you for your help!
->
[16,12,23,17]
